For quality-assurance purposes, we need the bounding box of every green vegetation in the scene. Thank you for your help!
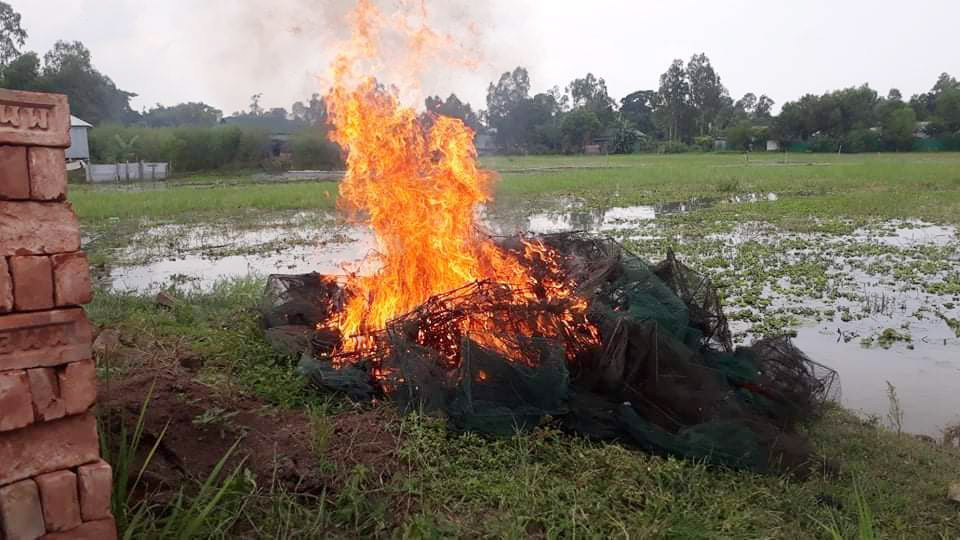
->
[89,278,960,538]
[71,180,338,222]
[71,153,960,225]
[77,153,960,536]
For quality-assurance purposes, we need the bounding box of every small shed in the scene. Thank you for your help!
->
[66,115,92,160]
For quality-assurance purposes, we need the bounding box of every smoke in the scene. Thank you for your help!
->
[175,0,539,114]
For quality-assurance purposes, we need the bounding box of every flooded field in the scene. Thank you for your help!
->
[94,193,960,436]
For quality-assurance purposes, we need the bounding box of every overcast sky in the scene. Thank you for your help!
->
[13,0,960,115]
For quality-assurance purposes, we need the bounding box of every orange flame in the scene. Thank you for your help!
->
[322,1,597,362]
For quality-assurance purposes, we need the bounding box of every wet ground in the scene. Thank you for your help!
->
[95,193,960,436]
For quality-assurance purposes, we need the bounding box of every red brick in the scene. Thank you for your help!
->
[28,148,66,201]
[0,369,34,431]
[76,460,112,521]
[0,308,92,370]
[27,367,65,422]
[0,145,29,199]
[0,478,45,540]
[57,360,96,415]
[0,201,80,256]
[0,90,70,148]
[0,256,11,312]
[51,253,92,307]
[10,255,54,311]
[39,518,116,540]
[0,413,100,486]
[35,470,82,532]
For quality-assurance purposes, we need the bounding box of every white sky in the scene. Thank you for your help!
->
[13,0,960,116]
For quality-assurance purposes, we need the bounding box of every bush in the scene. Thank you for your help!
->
[843,129,883,153]
[290,130,343,169]
[658,141,691,153]
[693,136,714,152]
[90,125,273,172]
[807,136,840,153]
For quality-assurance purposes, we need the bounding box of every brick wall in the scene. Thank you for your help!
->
[0,90,115,540]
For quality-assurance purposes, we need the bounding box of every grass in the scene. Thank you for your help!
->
[88,280,960,538]
[80,152,960,536]
[72,153,960,224]
[70,180,338,222]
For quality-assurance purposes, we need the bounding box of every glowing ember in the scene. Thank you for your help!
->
[320,0,597,365]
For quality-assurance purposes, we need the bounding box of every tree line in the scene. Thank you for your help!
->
[478,58,960,154]
[1,1,958,174]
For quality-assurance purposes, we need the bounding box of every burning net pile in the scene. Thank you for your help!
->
[262,230,839,474]
[259,0,837,474]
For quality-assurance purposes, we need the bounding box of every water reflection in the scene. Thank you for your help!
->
[489,193,779,235]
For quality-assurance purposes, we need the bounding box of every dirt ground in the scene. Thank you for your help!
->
[95,327,403,499]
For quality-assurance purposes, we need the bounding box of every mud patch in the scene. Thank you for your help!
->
[96,336,403,497]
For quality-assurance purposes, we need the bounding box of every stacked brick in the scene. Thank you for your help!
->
[0,90,115,539]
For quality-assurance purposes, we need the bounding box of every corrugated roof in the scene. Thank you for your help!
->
[70,115,93,128]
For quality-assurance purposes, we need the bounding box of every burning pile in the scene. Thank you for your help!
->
[260,0,838,473]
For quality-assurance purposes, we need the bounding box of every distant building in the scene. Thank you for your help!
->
[766,140,780,151]
[66,115,92,161]
[475,132,498,155]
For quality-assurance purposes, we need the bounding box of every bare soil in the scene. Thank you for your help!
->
[95,327,403,499]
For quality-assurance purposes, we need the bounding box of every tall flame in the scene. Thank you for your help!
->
[322,1,595,358]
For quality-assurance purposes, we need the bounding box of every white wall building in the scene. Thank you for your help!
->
[66,115,92,160]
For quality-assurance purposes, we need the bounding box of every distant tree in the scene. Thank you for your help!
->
[546,85,569,113]
[424,93,481,130]
[619,90,657,136]
[909,73,958,122]
[0,1,26,66]
[266,107,287,120]
[932,72,959,95]
[560,108,601,151]
[656,59,690,142]
[755,95,775,119]
[887,88,903,102]
[485,67,534,150]
[565,73,616,125]
[935,88,960,132]
[39,40,137,124]
[726,121,754,151]
[247,93,264,116]
[291,93,328,126]
[0,50,38,89]
[685,53,727,135]
[734,92,757,117]
[609,118,640,154]
[141,102,222,127]
[883,106,916,150]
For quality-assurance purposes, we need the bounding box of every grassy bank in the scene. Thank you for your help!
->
[71,153,960,225]
[89,280,960,538]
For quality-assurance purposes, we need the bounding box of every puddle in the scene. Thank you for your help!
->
[99,196,960,435]
[793,326,960,436]
[852,219,956,248]
[104,212,377,292]
[487,192,777,235]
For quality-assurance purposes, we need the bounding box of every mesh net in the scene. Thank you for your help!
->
[261,233,838,474]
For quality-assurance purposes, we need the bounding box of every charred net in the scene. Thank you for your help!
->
[261,232,838,474]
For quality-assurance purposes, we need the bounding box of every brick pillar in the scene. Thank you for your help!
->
[0,90,115,540]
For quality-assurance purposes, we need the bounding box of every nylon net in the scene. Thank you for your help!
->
[261,233,838,474]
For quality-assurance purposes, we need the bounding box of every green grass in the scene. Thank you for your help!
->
[71,153,960,225]
[80,153,960,537]
[88,280,960,538]
[70,180,338,222]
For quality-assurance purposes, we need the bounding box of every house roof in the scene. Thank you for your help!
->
[70,115,93,128]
